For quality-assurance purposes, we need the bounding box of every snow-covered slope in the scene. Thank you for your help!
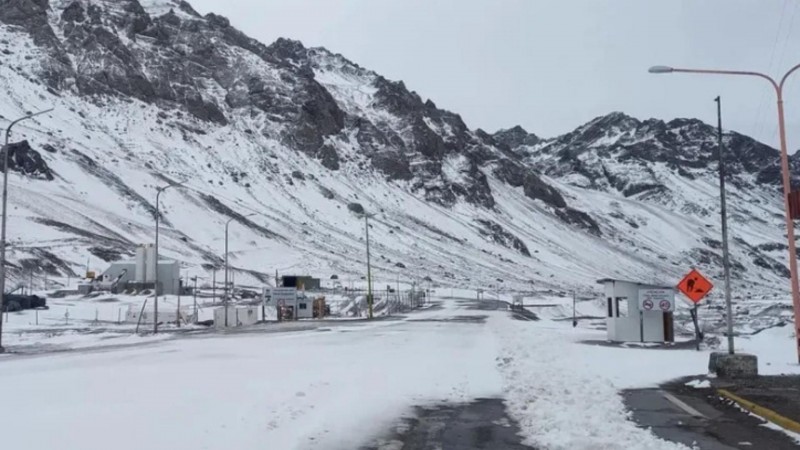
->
[0,0,795,300]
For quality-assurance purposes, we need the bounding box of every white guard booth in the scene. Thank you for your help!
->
[597,278,676,343]
[269,287,312,320]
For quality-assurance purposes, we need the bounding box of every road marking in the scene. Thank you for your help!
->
[661,391,706,418]
[718,389,800,434]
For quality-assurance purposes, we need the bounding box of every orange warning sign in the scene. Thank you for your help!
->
[677,269,713,304]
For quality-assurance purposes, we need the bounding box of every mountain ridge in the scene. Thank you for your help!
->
[0,0,794,298]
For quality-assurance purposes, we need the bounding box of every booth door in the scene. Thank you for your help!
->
[663,312,674,342]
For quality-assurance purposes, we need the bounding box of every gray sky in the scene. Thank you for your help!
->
[190,0,800,150]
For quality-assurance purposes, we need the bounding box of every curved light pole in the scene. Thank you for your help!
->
[650,63,800,362]
[153,182,183,334]
[224,213,256,327]
[0,108,53,353]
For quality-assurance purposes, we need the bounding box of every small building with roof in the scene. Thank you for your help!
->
[597,278,676,343]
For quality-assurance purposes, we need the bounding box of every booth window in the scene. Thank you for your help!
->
[607,298,613,317]
[615,297,627,317]
[299,303,307,310]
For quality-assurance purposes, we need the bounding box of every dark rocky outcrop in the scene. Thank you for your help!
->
[493,126,540,150]
[476,219,531,257]
[2,140,54,180]
[523,173,566,208]
[555,208,601,236]
[61,1,85,22]
[347,203,365,215]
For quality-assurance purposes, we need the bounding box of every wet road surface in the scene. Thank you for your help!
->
[362,398,534,450]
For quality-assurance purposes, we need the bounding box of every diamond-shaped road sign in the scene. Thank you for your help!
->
[677,269,713,304]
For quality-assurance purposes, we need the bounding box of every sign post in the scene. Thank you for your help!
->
[677,269,714,350]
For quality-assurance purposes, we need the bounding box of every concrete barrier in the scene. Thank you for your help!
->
[709,352,758,378]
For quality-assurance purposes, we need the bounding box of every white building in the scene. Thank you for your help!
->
[598,278,676,343]
[214,306,260,328]
[100,244,181,294]
[267,287,312,320]
[125,306,187,325]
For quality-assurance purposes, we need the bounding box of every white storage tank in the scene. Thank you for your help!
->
[135,245,147,282]
[145,244,156,283]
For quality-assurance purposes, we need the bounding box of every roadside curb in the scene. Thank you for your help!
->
[718,388,800,434]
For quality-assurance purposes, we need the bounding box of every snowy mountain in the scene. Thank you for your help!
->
[0,0,795,298]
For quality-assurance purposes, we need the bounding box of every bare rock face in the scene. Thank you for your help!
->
[2,140,54,181]
[0,0,569,216]
[493,126,540,150]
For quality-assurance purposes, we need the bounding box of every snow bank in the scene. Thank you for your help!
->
[490,316,700,450]
[737,325,800,376]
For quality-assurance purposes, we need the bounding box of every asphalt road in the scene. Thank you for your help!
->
[361,398,535,450]
[625,385,800,449]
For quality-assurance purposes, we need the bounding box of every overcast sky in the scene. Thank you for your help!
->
[189,0,800,149]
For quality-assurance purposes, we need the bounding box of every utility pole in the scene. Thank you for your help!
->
[365,213,374,319]
[0,108,53,353]
[572,291,577,328]
[396,275,401,312]
[224,219,230,327]
[716,96,735,354]
[176,274,181,328]
[211,269,216,306]
[192,276,198,323]
[154,182,182,334]
[224,214,256,327]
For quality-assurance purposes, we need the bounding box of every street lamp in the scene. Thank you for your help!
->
[153,182,183,334]
[650,63,800,362]
[363,213,375,319]
[0,108,54,353]
[224,213,256,327]
[648,66,674,74]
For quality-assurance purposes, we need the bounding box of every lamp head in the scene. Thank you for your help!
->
[648,66,674,74]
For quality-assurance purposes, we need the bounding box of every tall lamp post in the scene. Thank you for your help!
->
[154,182,182,334]
[364,213,375,319]
[714,96,735,354]
[224,214,255,327]
[0,108,54,353]
[650,63,800,362]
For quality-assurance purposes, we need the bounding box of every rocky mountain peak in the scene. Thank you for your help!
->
[492,125,540,149]
[267,37,308,63]
[524,110,800,201]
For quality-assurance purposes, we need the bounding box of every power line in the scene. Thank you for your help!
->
[767,0,800,145]
[751,0,790,142]
[751,0,794,145]
[776,0,800,72]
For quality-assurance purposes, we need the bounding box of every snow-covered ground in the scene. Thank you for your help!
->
[3,293,798,450]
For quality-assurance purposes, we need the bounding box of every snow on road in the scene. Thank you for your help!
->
[490,307,800,449]
[491,316,700,450]
[4,296,794,450]
[1,299,501,450]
